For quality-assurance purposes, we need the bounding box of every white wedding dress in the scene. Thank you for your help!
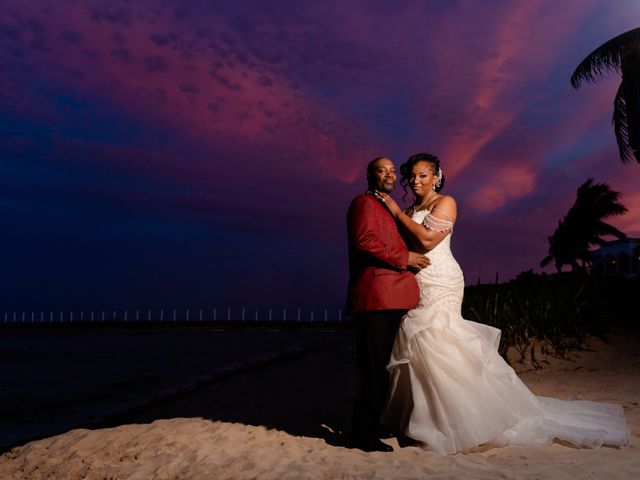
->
[382,209,629,454]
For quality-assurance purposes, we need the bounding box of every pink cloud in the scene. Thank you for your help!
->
[469,164,537,212]
[614,190,640,236]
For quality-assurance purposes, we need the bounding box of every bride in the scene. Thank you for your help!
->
[375,153,629,454]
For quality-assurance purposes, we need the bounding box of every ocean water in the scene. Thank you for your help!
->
[0,326,352,449]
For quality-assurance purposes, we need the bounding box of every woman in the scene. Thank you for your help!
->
[375,153,629,454]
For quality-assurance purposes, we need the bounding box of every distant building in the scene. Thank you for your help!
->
[590,238,640,277]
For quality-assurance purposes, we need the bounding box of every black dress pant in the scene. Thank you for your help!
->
[352,309,405,441]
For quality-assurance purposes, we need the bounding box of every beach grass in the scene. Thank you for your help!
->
[462,271,639,365]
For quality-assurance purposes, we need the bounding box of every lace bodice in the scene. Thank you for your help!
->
[410,209,464,312]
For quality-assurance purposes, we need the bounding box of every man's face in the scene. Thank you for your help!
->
[369,158,397,193]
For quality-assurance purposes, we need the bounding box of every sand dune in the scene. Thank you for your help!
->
[1,333,638,479]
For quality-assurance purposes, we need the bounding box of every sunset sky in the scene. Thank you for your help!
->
[2,0,640,314]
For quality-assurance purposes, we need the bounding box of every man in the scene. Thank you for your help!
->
[346,156,429,452]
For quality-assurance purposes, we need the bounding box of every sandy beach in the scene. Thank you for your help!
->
[1,330,638,479]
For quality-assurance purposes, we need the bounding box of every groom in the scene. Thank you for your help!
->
[346,156,428,452]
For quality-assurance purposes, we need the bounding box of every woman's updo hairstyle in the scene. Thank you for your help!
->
[400,152,445,194]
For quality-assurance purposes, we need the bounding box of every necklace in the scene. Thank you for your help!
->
[412,191,436,215]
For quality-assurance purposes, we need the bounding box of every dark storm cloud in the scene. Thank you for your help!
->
[206,98,224,114]
[257,75,273,87]
[89,5,134,26]
[209,72,242,91]
[111,31,125,43]
[110,47,133,64]
[61,29,83,44]
[143,54,170,73]
[149,32,171,47]
[178,83,199,94]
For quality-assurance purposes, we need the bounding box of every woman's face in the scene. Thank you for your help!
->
[410,161,437,197]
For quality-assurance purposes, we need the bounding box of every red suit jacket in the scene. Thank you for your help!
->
[346,193,420,313]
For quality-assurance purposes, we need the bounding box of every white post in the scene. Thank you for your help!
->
[80,311,84,321]
[160,309,164,321]
[91,311,94,322]
[186,309,190,321]
[70,312,73,322]
[241,307,245,321]
[199,308,203,321]
[283,308,286,321]
[310,310,314,322]
[60,312,63,322]
[227,308,231,321]
[31,312,34,322]
[269,308,272,321]
[101,310,105,321]
[124,310,128,322]
[213,308,217,321]
[297,308,301,322]
[50,312,53,322]
[338,309,342,321]
[255,309,258,321]
[113,310,116,321]
[22,312,25,323]
[148,310,151,321]
[136,310,139,321]
[173,309,176,321]
[324,309,327,322]
[40,312,44,322]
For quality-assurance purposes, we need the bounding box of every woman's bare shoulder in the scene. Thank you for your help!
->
[431,195,456,210]
[430,195,457,220]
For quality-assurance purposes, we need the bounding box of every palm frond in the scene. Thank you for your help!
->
[591,203,628,218]
[571,27,640,89]
[590,221,627,240]
[613,84,635,162]
[621,50,640,163]
[540,255,554,268]
[578,177,595,190]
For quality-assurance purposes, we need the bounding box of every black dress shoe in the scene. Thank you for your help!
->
[397,434,420,448]
[377,427,395,439]
[351,438,393,452]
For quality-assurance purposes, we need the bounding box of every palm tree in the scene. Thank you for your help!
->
[541,179,627,272]
[571,27,640,163]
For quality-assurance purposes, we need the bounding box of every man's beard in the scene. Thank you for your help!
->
[379,180,395,193]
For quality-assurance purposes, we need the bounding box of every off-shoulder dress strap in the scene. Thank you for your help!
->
[431,207,453,220]
[422,209,454,232]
